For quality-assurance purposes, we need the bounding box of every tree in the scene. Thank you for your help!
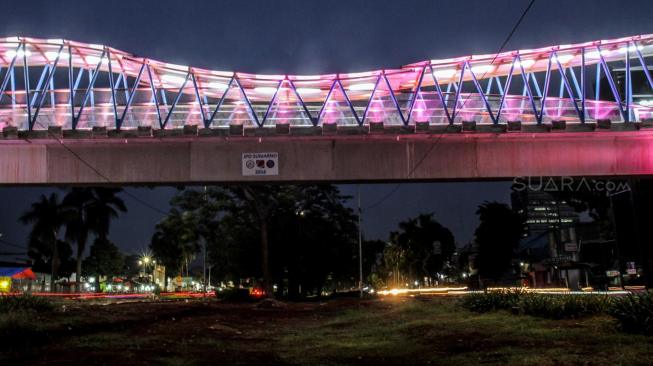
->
[83,237,124,280]
[386,214,456,286]
[362,239,386,287]
[383,243,407,287]
[155,185,359,298]
[276,185,358,297]
[87,188,127,241]
[150,209,202,289]
[204,184,358,297]
[170,187,230,288]
[206,200,259,284]
[62,188,94,292]
[62,187,126,292]
[238,186,279,296]
[20,193,68,292]
[473,201,524,282]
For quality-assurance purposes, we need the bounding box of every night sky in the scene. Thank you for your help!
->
[0,0,652,257]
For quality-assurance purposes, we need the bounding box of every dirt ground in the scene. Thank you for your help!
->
[3,298,367,366]
[2,297,653,366]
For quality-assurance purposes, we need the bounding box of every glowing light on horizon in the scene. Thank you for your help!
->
[378,287,469,296]
[377,286,633,297]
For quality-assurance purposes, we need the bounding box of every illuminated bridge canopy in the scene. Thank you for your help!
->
[1,34,653,131]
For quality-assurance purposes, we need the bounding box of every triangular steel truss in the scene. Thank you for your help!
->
[0,34,652,131]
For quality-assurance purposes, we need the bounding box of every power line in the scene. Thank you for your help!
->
[0,237,28,251]
[409,0,536,178]
[362,0,537,210]
[27,119,170,217]
[120,189,169,216]
[12,1,535,216]
[364,184,402,210]
[5,63,170,218]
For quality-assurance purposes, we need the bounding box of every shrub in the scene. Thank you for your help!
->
[460,291,611,319]
[608,292,653,335]
[0,295,54,313]
[459,289,525,313]
[519,294,611,319]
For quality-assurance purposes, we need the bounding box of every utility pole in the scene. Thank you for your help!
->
[203,185,208,294]
[358,185,363,298]
[208,265,212,290]
[608,189,629,289]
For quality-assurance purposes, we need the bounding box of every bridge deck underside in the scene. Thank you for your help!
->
[1,131,652,185]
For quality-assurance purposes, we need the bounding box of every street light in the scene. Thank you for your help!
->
[139,255,156,289]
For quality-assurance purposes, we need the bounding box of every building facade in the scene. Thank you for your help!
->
[511,189,584,289]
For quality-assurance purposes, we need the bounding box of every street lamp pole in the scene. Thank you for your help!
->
[358,185,363,298]
[203,185,208,294]
[608,188,631,289]
[208,265,212,290]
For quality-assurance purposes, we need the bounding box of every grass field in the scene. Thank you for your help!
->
[1,296,652,365]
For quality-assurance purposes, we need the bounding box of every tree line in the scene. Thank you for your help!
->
[19,184,526,294]
[149,185,524,296]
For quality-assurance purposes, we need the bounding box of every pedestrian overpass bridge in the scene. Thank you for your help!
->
[1,34,653,185]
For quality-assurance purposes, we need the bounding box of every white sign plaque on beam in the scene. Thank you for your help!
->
[242,152,279,176]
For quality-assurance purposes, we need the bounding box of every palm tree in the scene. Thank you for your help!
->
[63,187,127,292]
[20,193,66,292]
[62,188,94,292]
[88,188,127,241]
